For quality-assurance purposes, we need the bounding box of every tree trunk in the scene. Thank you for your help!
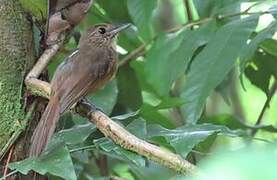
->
[0,0,44,179]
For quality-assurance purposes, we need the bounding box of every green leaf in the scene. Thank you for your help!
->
[260,39,277,57]
[181,15,259,124]
[112,110,140,121]
[201,114,246,130]
[97,0,131,22]
[95,119,147,166]
[20,0,47,22]
[130,162,175,180]
[214,71,233,106]
[145,22,217,97]
[202,114,277,133]
[88,79,118,115]
[270,5,277,19]
[9,140,76,180]
[169,21,217,73]
[117,65,143,110]
[126,118,147,138]
[194,0,241,18]
[131,60,158,94]
[240,21,277,70]
[194,145,277,180]
[54,123,96,145]
[113,164,136,180]
[140,104,175,128]
[127,0,157,40]
[155,97,185,110]
[245,52,277,96]
[195,133,217,156]
[145,30,186,96]
[147,123,241,158]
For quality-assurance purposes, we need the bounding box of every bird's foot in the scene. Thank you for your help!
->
[77,98,105,117]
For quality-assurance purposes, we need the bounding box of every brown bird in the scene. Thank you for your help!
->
[29,23,130,156]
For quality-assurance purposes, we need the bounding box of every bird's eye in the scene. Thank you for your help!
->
[98,27,106,34]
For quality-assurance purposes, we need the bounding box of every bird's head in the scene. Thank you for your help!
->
[79,23,130,48]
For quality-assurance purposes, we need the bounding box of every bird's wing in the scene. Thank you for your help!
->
[51,48,115,114]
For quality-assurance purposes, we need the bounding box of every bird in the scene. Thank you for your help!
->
[29,23,130,156]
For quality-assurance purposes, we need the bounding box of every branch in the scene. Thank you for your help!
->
[25,79,197,175]
[251,81,277,136]
[24,39,198,174]
[183,0,193,22]
[77,100,197,175]
[25,40,64,80]
[24,38,64,98]
[118,43,146,67]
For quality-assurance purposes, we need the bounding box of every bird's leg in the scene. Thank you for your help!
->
[81,97,105,113]
[74,97,105,118]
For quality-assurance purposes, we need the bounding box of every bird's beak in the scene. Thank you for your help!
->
[108,23,131,36]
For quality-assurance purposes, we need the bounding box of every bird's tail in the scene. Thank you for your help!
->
[29,98,60,157]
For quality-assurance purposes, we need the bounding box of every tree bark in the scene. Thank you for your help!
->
[0,0,41,179]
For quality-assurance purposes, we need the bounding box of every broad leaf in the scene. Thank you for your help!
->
[245,52,277,96]
[155,97,185,110]
[145,30,186,96]
[127,0,157,40]
[270,5,277,19]
[203,114,277,133]
[145,21,217,97]
[194,145,277,180]
[147,123,242,158]
[112,110,140,121]
[88,79,118,115]
[117,65,143,110]
[140,104,175,128]
[194,0,241,18]
[94,119,147,166]
[131,60,158,94]
[181,15,259,124]
[130,161,175,180]
[240,21,277,70]
[55,123,96,145]
[97,0,131,22]
[9,140,76,180]
[260,39,277,57]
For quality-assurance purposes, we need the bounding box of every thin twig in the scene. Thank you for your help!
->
[0,170,18,180]
[251,81,277,136]
[70,145,97,153]
[118,43,146,67]
[119,17,213,67]
[3,145,14,178]
[184,0,193,22]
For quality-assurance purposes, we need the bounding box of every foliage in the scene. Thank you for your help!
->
[194,145,277,180]
[7,0,277,179]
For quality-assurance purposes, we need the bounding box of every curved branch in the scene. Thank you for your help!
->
[76,100,197,175]
[25,80,197,175]
[251,81,277,136]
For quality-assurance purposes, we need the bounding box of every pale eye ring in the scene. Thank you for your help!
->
[98,27,106,34]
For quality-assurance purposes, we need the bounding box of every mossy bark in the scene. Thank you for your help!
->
[0,0,35,155]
